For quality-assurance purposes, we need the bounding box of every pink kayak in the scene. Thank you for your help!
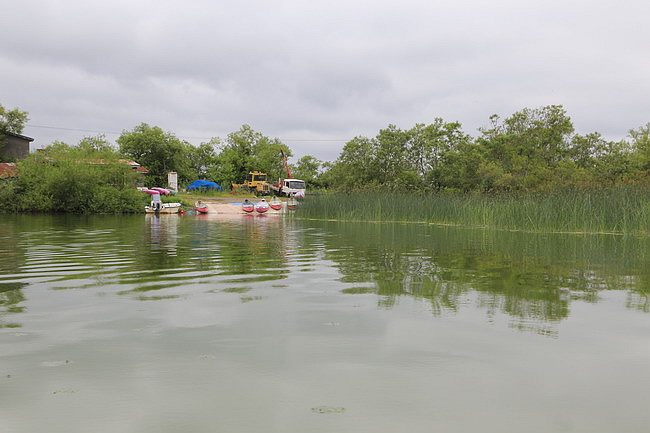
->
[255,199,269,213]
[152,187,170,195]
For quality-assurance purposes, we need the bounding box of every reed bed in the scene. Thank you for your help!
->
[297,187,650,235]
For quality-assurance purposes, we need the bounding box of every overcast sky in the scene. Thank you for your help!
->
[1,0,649,161]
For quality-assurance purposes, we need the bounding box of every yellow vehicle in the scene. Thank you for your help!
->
[231,171,271,196]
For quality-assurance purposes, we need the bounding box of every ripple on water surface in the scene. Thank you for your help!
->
[0,215,649,433]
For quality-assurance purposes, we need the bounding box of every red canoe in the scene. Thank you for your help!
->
[241,199,254,213]
[194,201,208,214]
[269,197,282,210]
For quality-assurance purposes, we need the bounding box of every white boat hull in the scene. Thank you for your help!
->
[145,203,182,214]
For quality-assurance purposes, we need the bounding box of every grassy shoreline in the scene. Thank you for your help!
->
[297,188,650,235]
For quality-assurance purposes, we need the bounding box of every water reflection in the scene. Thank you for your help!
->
[306,221,650,335]
[1,215,650,432]
[0,215,648,334]
[0,215,296,328]
[0,282,27,328]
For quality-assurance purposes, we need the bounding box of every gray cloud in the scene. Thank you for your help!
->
[2,0,649,161]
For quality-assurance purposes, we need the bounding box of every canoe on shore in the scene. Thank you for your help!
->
[242,199,254,213]
[194,200,208,214]
[269,196,283,210]
[255,199,269,213]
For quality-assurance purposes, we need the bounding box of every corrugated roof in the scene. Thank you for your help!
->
[0,162,18,178]
[3,131,34,142]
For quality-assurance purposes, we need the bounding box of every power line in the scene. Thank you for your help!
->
[27,124,122,135]
[26,123,349,142]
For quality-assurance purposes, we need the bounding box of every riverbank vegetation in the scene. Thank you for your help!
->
[294,105,650,233]
[0,142,144,213]
[114,105,650,194]
[116,123,293,188]
[297,188,650,234]
[318,106,650,192]
[3,102,650,221]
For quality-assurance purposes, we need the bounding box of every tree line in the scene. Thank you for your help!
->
[42,124,296,188]
[2,103,650,192]
[324,105,650,192]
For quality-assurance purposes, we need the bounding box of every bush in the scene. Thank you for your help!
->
[0,150,145,213]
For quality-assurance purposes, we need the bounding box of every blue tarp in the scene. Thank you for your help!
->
[186,180,222,190]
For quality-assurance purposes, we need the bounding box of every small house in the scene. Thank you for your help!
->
[1,131,34,160]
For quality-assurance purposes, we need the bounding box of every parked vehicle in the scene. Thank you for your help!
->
[270,178,306,197]
[231,171,271,196]
[269,149,306,197]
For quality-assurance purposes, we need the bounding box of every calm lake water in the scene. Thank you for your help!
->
[1,214,649,433]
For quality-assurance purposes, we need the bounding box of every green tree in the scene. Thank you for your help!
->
[332,120,472,191]
[476,105,575,190]
[0,104,29,135]
[77,134,115,154]
[408,119,472,189]
[374,124,411,188]
[253,139,293,181]
[435,140,484,191]
[214,125,292,187]
[45,140,72,153]
[594,139,633,184]
[293,155,323,187]
[566,132,635,185]
[187,139,219,180]
[333,136,378,190]
[629,122,650,172]
[117,123,189,186]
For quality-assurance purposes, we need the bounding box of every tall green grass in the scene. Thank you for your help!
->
[297,187,650,234]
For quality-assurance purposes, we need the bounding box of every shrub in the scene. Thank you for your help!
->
[0,150,144,213]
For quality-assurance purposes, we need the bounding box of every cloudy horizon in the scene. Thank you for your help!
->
[2,0,649,162]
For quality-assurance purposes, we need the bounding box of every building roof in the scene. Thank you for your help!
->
[118,159,149,173]
[40,156,149,173]
[3,131,34,142]
[0,162,18,178]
